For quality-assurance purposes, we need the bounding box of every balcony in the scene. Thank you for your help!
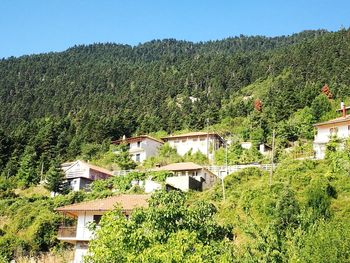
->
[57,226,77,240]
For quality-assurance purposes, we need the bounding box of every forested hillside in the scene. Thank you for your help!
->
[1,29,350,181]
[1,28,350,262]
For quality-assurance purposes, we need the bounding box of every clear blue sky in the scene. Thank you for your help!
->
[1,0,349,58]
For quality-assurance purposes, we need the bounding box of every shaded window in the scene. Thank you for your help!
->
[136,154,141,162]
[93,215,102,225]
[137,141,141,147]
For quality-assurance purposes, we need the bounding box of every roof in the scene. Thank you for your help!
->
[314,116,350,127]
[112,135,164,145]
[153,162,204,171]
[56,194,150,216]
[161,132,224,142]
[64,160,114,177]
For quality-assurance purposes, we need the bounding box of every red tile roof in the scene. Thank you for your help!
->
[56,194,150,216]
[314,116,350,126]
[112,135,164,145]
[161,132,224,142]
[153,162,203,171]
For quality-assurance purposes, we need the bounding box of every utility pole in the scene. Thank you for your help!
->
[269,129,275,187]
[206,118,210,161]
[222,139,228,201]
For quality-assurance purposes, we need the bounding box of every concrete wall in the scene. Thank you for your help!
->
[314,122,350,159]
[166,175,202,191]
[68,177,92,191]
[65,161,89,179]
[129,138,162,163]
[144,179,162,193]
[166,135,222,160]
[73,242,89,263]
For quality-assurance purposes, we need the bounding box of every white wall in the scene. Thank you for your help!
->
[167,135,221,160]
[314,124,350,144]
[65,161,89,179]
[73,242,88,263]
[166,176,191,191]
[144,179,162,193]
[129,138,162,163]
[69,178,81,192]
[314,123,350,159]
[76,212,98,241]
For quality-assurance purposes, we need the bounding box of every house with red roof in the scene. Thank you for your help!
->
[161,132,225,161]
[313,103,350,159]
[56,194,150,263]
[62,160,114,191]
[153,162,217,191]
[112,135,163,163]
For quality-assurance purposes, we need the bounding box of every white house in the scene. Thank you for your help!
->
[153,162,217,191]
[56,194,150,263]
[161,132,225,161]
[313,116,350,159]
[62,160,113,191]
[112,135,163,163]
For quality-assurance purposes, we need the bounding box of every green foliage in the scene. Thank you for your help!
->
[183,149,209,165]
[143,143,183,168]
[44,160,69,195]
[86,191,234,262]
[311,94,332,121]
[114,144,137,170]
[290,220,350,263]
[16,146,38,188]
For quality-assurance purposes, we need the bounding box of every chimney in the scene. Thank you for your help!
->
[341,102,346,117]
[122,135,126,140]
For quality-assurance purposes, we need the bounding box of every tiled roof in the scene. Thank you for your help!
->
[153,162,204,171]
[85,162,114,176]
[161,131,221,140]
[314,116,350,126]
[112,135,164,144]
[56,194,150,214]
[64,160,114,177]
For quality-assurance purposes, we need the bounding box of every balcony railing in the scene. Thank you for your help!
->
[57,226,77,239]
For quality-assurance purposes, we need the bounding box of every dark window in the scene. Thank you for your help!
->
[136,154,141,162]
[93,215,102,225]
[137,141,141,147]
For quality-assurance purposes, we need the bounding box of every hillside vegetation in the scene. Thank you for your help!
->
[1,29,350,262]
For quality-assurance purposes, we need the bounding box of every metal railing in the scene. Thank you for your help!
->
[57,226,77,239]
[113,169,140,176]
[204,164,275,177]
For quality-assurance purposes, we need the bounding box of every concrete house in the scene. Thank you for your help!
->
[112,135,163,163]
[153,162,217,191]
[62,160,113,191]
[56,194,149,263]
[313,102,350,159]
[161,132,225,161]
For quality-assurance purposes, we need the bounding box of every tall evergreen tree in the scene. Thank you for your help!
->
[44,160,69,195]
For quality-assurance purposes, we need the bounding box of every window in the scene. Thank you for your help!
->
[182,139,186,143]
[136,154,141,162]
[330,127,338,136]
[93,215,102,225]
[137,141,141,147]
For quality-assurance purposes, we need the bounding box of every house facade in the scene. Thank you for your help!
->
[62,160,113,191]
[112,135,163,163]
[56,194,149,263]
[313,116,350,159]
[153,162,217,191]
[161,132,225,161]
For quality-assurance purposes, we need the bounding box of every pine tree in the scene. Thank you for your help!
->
[17,146,37,188]
[115,144,137,170]
[45,161,69,195]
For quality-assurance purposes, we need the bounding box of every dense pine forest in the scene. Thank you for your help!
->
[1,28,350,262]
